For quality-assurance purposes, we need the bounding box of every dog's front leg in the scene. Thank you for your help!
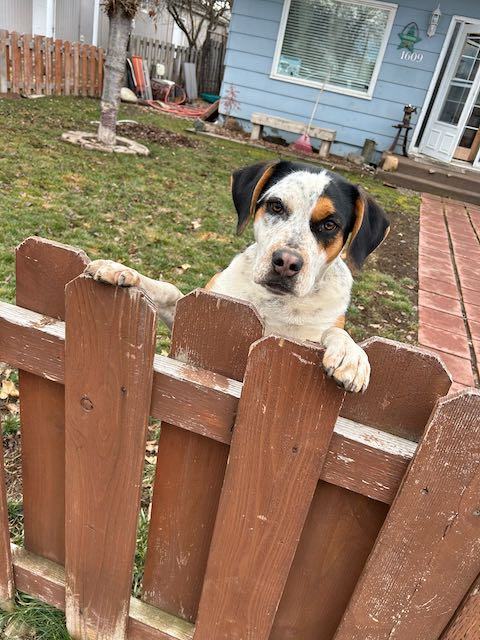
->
[320,327,370,393]
[84,260,183,330]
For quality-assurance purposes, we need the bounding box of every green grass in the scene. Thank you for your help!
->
[0,593,70,639]
[0,96,419,637]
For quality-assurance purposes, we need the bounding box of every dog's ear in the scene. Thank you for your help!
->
[231,161,279,235]
[348,188,390,268]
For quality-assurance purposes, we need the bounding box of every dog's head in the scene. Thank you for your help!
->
[232,160,389,297]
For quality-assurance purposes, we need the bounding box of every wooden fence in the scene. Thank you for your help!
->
[129,34,226,94]
[0,30,104,97]
[0,235,479,640]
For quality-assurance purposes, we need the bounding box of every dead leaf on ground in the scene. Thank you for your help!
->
[0,379,19,400]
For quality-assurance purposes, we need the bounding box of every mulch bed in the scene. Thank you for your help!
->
[116,122,199,148]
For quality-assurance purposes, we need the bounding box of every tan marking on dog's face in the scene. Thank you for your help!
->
[254,204,267,223]
[323,234,344,264]
[311,196,335,223]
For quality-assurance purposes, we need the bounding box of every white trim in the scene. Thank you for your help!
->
[410,14,480,154]
[270,0,397,100]
[92,0,100,46]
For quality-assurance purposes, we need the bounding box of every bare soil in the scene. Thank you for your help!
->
[116,122,199,147]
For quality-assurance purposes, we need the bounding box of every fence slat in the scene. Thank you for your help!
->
[142,291,263,622]
[0,30,8,93]
[194,336,345,640]
[98,48,104,97]
[441,575,480,639]
[63,40,71,95]
[0,419,14,611]
[10,31,20,93]
[34,35,42,93]
[16,237,89,564]
[81,43,88,96]
[88,45,96,97]
[271,338,452,640]
[72,42,79,95]
[64,277,156,639]
[335,390,480,640]
[54,39,62,95]
[45,37,53,95]
[22,34,32,94]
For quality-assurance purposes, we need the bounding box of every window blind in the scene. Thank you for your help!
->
[276,0,393,95]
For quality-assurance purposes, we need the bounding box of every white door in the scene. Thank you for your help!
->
[421,25,480,163]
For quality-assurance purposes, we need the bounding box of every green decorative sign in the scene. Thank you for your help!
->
[398,22,422,52]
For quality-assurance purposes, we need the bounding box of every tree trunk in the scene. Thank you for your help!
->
[97,8,132,146]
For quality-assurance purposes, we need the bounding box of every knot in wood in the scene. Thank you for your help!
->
[80,395,94,411]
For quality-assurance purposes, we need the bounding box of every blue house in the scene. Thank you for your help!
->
[220,0,480,169]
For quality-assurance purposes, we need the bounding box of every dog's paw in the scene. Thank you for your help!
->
[321,328,370,393]
[84,260,141,287]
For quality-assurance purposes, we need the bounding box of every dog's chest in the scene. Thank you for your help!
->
[209,251,352,342]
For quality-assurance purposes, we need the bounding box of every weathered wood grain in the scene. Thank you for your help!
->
[0,299,417,507]
[0,30,8,93]
[334,390,480,640]
[44,37,53,95]
[10,31,20,93]
[64,277,156,639]
[271,338,451,640]
[194,336,345,640]
[23,34,32,94]
[11,545,195,640]
[16,237,89,564]
[34,35,42,93]
[64,40,71,95]
[142,290,264,622]
[441,575,480,640]
[54,39,62,95]
[0,420,14,611]
[342,337,452,440]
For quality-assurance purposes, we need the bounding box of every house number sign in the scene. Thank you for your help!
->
[400,50,424,62]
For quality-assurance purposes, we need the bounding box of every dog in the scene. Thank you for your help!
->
[85,160,389,392]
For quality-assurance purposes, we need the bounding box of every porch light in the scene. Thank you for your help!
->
[427,5,442,37]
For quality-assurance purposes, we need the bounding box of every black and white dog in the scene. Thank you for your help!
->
[85,160,389,392]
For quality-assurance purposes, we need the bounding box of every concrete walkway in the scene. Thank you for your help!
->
[418,194,480,393]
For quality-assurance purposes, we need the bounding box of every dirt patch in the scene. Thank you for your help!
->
[117,122,199,147]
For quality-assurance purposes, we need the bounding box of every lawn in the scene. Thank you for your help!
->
[0,96,419,636]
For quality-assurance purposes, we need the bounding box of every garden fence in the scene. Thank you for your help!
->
[0,236,479,640]
[0,30,104,97]
[129,34,226,95]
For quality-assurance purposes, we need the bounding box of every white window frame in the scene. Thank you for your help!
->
[270,0,398,100]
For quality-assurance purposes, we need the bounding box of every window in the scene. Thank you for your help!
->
[272,0,397,99]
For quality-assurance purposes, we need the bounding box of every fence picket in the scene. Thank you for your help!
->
[54,39,62,95]
[16,237,89,564]
[88,45,96,96]
[45,37,53,95]
[23,34,32,94]
[10,31,20,94]
[194,337,345,640]
[0,30,8,93]
[441,575,480,639]
[98,48,104,96]
[63,40,71,95]
[72,42,79,95]
[271,338,452,640]
[64,277,156,639]
[142,291,263,623]
[34,35,42,93]
[0,419,14,611]
[334,390,480,640]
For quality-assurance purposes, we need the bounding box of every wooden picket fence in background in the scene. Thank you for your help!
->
[0,30,104,97]
[129,34,226,94]
[0,236,479,640]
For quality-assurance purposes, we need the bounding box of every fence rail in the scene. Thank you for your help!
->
[0,30,104,97]
[0,236,479,640]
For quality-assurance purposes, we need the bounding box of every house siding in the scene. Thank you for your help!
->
[0,0,32,34]
[221,0,480,156]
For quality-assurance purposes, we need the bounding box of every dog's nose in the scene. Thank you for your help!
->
[272,249,304,277]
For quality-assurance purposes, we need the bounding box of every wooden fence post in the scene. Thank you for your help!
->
[44,37,53,95]
[64,277,156,639]
[64,40,71,95]
[0,419,14,611]
[441,574,480,639]
[10,32,20,94]
[0,30,8,93]
[142,290,263,622]
[54,39,62,95]
[16,237,89,564]
[23,34,32,95]
[194,336,345,640]
[334,390,480,640]
[270,338,452,640]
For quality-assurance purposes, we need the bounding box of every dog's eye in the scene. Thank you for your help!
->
[321,220,338,232]
[268,200,284,215]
